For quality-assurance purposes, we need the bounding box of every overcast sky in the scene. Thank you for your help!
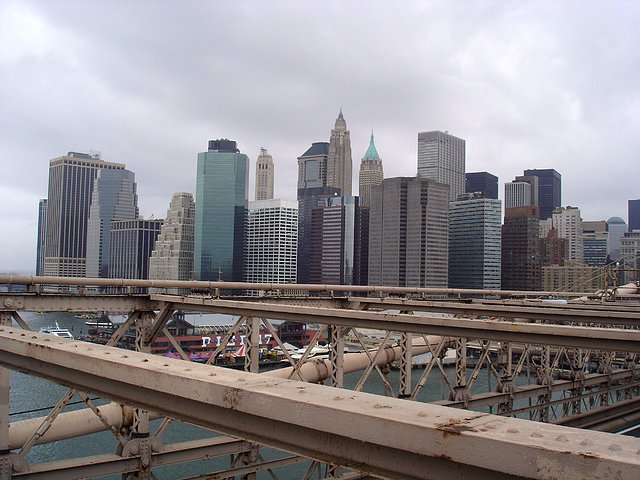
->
[1,0,639,273]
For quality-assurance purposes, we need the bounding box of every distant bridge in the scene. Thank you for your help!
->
[0,276,639,479]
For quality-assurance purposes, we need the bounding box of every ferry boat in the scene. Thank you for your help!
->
[39,323,74,340]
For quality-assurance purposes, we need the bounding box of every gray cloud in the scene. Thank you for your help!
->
[1,0,639,272]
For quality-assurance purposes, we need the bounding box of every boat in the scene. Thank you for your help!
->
[39,323,74,339]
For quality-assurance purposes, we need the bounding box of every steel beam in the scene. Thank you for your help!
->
[152,296,640,352]
[0,328,638,480]
[353,297,640,326]
[0,294,158,313]
[0,276,602,298]
[13,437,250,479]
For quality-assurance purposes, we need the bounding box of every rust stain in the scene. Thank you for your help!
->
[223,388,241,410]
[435,418,477,436]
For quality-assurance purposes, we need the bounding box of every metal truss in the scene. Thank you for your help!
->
[1,327,639,480]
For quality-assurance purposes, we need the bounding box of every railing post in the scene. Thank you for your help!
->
[399,332,413,398]
[328,326,345,388]
[126,311,154,479]
[245,317,260,374]
[0,313,12,479]
[497,341,514,415]
[450,337,468,403]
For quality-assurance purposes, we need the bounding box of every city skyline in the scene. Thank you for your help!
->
[1,1,639,272]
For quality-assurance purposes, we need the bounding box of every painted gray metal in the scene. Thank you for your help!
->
[0,328,638,480]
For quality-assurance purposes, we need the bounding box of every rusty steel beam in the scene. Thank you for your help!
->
[13,437,251,479]
[152,296,640,352]
[352,297,640,326]
[0,294,159,313]
[0,328,638,480]
[0,275,601,298]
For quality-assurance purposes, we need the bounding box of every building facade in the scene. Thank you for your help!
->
[194,139,249,281]
[620,233,640,284]
[246,199,298,284]
[36,199,47,276]
[86,168,139,278]
[309,196,368,286]
[44,152,125,278]
[255,148,274,201]
[109,219,163,280]
[448,193,502,289]
[417,131,465,201]
[629,199,640,232]
[542,262,605,293]
[358,131,383,208]
[465,172,498,200]
[298,142,329,189]
[583,220,608,267]
[326,110,353,197]
[296,186,341,284]
[607,216,627,262]
[552,206,584,265]
[504,180,534,209]
[501,205,541,291]
[539,228,569,266]
[149,192,196,292]
[522,169,561,220]
[369,177,449,287]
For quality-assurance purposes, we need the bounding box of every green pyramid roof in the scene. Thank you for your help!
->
[362,131,380,161]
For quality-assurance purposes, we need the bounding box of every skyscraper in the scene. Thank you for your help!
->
[194,139,249,281]
[369,177,449,287]
[358,131,383,208]
[448,193,502,289]
[35,199,47,276]
[255,148,274,201]
[465,172,498,200]
[326,110,352,196]
[309,196,368,286]
[297,186,341,284]
[44,152,125,278]
[417,131,465,201]
[86,168,138,278]
[501,206,541,291]
[607,216,627,262]
[298,142,329,189]
[552,207,584,265]
[297,141,338,284]
[109,218,163,280]
[149,192,196,293]
[582,221,608,267]
[629,199,640,232]
[504,180,534,209]
[246,199,298,285]
[522,169,561,220]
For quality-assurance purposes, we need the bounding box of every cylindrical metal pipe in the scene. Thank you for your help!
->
[265,336,449,383]
[8,402,132,450]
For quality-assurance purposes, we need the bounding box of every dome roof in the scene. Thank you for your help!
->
[607,216,626,224]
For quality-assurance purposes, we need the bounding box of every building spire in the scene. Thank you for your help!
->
[362,130,380,161]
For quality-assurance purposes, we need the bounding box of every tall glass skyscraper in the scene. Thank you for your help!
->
[35,199,47,276]
[448,193,502,289]
[44,152,125,278]
[86,168,139,278]
[523,169,561,220]
[194,139,249,281]
[417,131,465,201]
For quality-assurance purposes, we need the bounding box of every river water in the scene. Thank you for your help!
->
[7,312,537,479]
